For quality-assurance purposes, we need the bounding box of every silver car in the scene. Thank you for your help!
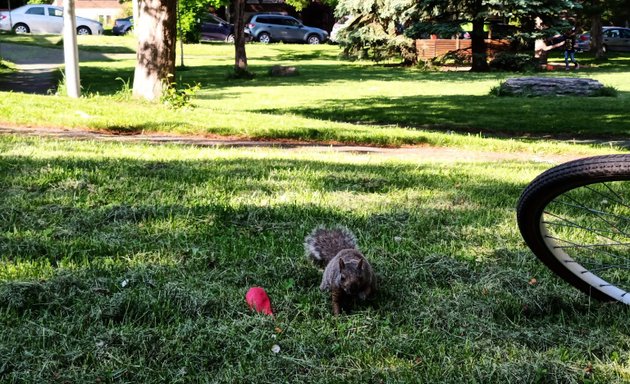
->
[245,14,328,44]
[0,4,103,35]
[601,27,630,52]
[576,26,630,53]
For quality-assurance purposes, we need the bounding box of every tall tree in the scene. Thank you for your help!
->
[335,0,417,64]
[407,0,580,71]
[577,0,630,59]
[233,0,248,75]
[132,0,178,101]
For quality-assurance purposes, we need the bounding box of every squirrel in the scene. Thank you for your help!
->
[304,226,376,315]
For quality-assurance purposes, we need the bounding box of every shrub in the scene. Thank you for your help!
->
[489,52,539,72]
[161,77,201,109]
[591,86,618,97]
[432,49,472,66]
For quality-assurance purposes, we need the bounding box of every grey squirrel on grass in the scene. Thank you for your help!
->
[304,226,376,315]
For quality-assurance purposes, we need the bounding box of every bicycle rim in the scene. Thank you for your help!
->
[518,155,630,304]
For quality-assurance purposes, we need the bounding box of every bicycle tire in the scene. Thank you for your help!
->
[517,154,630,304]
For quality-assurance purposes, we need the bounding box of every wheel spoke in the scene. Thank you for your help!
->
[593,182,629,207]
[518,155,630,304]
[546,235,629,262]
[549,198,630,237]
[543,214,627,239]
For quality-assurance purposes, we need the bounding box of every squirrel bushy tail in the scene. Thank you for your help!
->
[304,225,358,268]
[304,225,376,315]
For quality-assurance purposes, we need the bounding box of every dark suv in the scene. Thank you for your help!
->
[199,14,237,43]
[245,14,328,44]
[112,16,133,35]
[112,14,240,42]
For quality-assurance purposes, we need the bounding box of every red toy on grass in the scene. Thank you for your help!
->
[245,287,274,316]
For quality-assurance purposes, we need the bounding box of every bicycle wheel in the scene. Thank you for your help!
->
[517,154,630,304]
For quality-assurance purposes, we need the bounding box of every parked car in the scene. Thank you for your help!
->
[199,14,238,43]
[0,4,103,35]
[576,27,630,52]
[245,13,328,44]
[112,16,132,35]
[330,15,354,43]
[110,14,241,42]
[575,32,590,51]
[601,27,630,52]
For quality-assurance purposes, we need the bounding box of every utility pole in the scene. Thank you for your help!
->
[177,0,184,68]
[8,0,12,30]
[63,0,81,97]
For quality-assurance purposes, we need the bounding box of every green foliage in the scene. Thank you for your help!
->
[161,76,201,109]
[431,49,472,66]
[171,0,230,42]
[405,21,462,39]
[405,0,582,69]
[113,77,133,101]
[489,81,513,96]
[489,52,539,72]
[286,0,339,11]
[0,59,14,73]
[590,86,618,97]
[335,0,417,64]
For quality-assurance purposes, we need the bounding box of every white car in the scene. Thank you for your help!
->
[0,4,103,35]
[330,15,355,43]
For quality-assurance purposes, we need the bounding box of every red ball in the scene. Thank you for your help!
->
[245,287,273,316]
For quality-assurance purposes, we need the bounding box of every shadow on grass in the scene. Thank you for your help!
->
[262,92,630,140]
[78,60,506,96]
[1,147,629,382]
[79,45,136,54]
[0,151,525,272]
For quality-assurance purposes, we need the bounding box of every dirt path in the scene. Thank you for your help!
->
[0,43,618,163]
[0,126,585,164]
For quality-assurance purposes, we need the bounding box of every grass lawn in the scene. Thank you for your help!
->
[0,60,15,75]
[0,36,629,149]
[0,135,629,383]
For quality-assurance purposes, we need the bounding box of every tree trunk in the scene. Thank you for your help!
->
[590,14,604,59]
[132,0,177,101]
[233,0,248,74]
[470,17,489,72]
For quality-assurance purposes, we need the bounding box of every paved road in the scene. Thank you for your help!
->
[0,43,65,94]
[0,42,129,94]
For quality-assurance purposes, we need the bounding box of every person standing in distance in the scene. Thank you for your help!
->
[564,28,580,71]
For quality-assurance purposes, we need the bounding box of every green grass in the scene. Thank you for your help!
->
[0,37,629,149]
[0,60,14,74]
[0,135,629,383]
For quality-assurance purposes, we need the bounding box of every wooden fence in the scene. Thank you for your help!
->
[415,39,510,60]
